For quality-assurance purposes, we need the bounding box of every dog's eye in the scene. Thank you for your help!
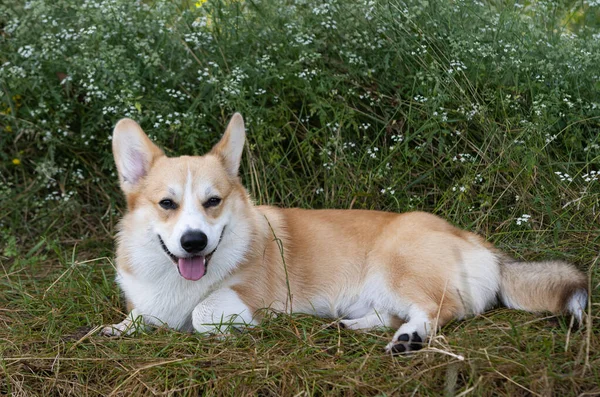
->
[203,197,221,208]
[159,199,178,210]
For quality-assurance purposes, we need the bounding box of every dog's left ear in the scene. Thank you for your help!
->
[211,113,246,177]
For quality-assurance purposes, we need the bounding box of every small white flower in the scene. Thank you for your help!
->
[391,134,404,143]
[380,187,395,195]
[554,171,573,182]
[582,170,598,183]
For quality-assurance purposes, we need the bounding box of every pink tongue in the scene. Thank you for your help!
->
[177,256,206,281]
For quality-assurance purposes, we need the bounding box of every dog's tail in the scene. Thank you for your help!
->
[498,260,588,322]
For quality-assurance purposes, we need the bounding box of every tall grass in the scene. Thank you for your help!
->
[1,0,599,395]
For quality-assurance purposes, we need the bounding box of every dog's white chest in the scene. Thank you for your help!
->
[116,270,213,331]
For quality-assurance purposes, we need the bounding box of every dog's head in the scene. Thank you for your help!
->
[112,113,247,281]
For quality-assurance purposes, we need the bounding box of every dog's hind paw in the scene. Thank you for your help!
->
[385,331,424,354]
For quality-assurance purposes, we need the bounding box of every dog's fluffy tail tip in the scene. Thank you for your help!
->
[567,288,588,323]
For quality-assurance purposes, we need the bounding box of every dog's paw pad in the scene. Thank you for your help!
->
[386,331,423,354]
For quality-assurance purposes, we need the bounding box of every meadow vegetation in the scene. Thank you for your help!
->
[1,0,599,395]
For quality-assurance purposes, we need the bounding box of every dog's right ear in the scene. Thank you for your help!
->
[112,119,165,194]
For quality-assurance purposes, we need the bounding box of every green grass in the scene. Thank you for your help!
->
[1,0,600,394]
[2,252,599,395]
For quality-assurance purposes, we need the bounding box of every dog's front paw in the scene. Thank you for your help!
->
[100,314,143,337]
[385,331,424,354]
[100,324,127,337]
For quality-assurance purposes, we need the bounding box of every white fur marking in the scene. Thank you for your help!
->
[165,170,224,258]
[339,312,392,330]
[385,306,430,353]
[101,309,145,336]
[567,288,587,323]
[192,288,255,333]
[397,306,430,339]
[455,248,500,315]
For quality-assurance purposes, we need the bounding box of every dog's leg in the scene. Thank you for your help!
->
[384,304,455,354]
[339,312,393,330]
[385,305,430,354]
[101,309,146,337]
[192,287,255,334]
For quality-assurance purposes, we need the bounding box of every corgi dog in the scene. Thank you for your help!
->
[103,113,588,354]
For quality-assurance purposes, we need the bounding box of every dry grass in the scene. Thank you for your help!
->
[1,245,599,396]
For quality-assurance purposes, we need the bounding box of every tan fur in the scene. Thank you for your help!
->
[500,261,587,313]
[107,114,588,349]
[231,209,487,327]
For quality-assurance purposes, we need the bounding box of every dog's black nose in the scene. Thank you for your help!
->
[180,230,208,253]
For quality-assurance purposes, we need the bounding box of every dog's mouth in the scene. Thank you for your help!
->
[157,228,225,282]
